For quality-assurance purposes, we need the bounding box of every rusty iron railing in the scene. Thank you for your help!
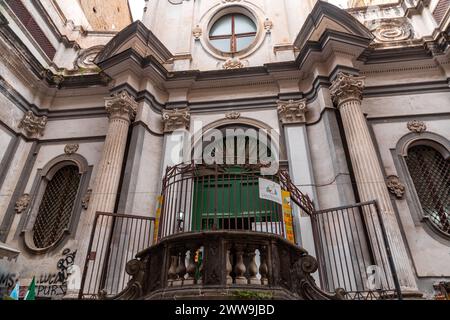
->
[79,212,155,299]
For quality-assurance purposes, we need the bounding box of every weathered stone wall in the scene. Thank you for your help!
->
[79,0,132,31]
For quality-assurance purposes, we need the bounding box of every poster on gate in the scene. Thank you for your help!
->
[153,196,163,244]
[282,190,296,244]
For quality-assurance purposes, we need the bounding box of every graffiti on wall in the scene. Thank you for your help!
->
[0,248,77,299]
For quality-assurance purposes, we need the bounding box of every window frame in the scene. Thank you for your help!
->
[209,13,257,54]
[21,154,92,254]
[393,132,450,243]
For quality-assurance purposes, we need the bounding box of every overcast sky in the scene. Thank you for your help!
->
[128,0,349,21]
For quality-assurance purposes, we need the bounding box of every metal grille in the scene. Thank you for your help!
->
[406,145,450,234]
[33,166,80,248]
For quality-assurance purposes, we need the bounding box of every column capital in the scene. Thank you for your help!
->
[277,99,308,125]
[19,111,48,137]
[162,108,191,133]
[105,91,138,122]
[330,72,365,107]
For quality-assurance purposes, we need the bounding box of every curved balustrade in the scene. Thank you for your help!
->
[112,232,345,300]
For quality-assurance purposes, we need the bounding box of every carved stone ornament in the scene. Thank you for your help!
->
[105,91,138,122]
[221,0,242,3]
[74,45,104,70]
[264,18,273,34]
[19,111,48,137]
[162,108,191,133]
[371,18,413,43]
[64,144,79,155]
[277,99,308,124]
[223,57,244,70]
[15,194,31,214]
[226,111,241,120]
[386,175,406,199]
[407,120,427,134]
[81,189,92,210]
[192,25,202,40]
[330,72,365,106]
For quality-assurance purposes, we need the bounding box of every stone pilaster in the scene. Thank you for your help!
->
[330,72,418,292]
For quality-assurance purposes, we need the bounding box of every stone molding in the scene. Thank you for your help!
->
[330,72,365,106]
[162,108,191,133]
[277,99,308,124]
[105,91,138,122]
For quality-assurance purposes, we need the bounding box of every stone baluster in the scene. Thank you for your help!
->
[259,246,269,286]
[226,249,233,285]
[234,246,247,285]
[174,249,187,286]
[248,249,259,285]
[330,72,418,292]
[185,248,197,285]
[168,255,178,287]
[197,250,204,285]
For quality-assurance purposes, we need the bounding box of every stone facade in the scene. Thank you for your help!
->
[0,0,449,300]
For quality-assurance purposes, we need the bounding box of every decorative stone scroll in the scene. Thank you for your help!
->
[264,19,273,34]
[226,111,241,120]
[371,18,413,43]
[386,175,406,199]
[277,99,308,124]
[162,108,191,133]
[19,111,48,137]
[15,194,31,214]
[223,57,244,70]
[192,25,202,40]
[407,120,427,134]
[65,144,79,155]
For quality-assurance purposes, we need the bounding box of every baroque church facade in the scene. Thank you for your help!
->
[0,0,449,300]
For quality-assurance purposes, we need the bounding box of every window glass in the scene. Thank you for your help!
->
[234,14,256,34]
[210,15,232,36]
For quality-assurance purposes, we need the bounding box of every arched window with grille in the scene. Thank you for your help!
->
[405,144,450,236]
[33,165,81,248]
[22,154,91,253]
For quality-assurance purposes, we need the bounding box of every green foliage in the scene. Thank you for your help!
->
[232,290,274,300]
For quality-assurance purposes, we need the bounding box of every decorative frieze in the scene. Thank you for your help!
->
[19,111,48,137]
[407,120,427,134]
[193,25,202,40]
[330,72,365,106]
[386,175,406,199]
[277,99,308,124]
[223,58,244,70]
[162,108,191,133]
[105,91,138,122]
[65,144,79,155]
[15,194,31,214]
[226,111,241,120]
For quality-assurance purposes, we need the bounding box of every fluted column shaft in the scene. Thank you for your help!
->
[331,73,417,292]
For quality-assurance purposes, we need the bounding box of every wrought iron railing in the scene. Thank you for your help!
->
[311,201,402,300]
[79,213,155,299]
[157,163,314,241]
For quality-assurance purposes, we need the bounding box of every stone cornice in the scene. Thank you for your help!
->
[162,108,191,133]
[330,72,366,106]
[277,99,308,125]
[105,91,138,122]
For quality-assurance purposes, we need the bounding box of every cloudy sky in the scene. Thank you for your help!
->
[128,0,349,21]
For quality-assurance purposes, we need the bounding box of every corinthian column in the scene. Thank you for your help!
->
[70,91,138,298]
[330,72,418,292]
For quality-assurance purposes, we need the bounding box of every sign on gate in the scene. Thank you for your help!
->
[282,190,295,244]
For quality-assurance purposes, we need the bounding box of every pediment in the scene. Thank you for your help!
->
[295,2,374,51]
[95,21,173,66]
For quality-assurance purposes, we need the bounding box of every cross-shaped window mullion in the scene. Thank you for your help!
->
[209,14,257,53]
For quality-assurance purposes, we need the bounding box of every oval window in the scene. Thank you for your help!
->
[209,14,257,53]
